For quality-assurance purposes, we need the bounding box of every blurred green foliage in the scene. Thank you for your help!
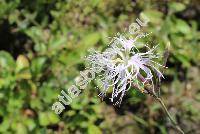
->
[0,0,200,133]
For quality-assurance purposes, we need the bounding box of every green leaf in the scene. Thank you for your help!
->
[24,118,36,131]
[90,0,100,7]
[48,112,60,124]
[39,112,59,126]
[49,36,67,50]
[39,112,49,126]
[175,53,190,68]
[0,118,10,132]
[16,123,27,134]
[88,124,102,134]
[169,2,186,12]
[81,32,100,49]
[142,10,163,24]
[16,55,31,79]
[159,126,167,134]
[31,57,47,78]
[133,115,148,127]
[175,19,190,34]
[16,55,29,71]
[25,26,43,43]
[0,51,15,69]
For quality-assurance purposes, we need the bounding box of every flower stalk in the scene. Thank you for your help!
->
[138,82,184,134]
[156,97,184,134]
[135,43,185,134]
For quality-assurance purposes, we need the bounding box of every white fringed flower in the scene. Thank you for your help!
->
[86,33,164,105]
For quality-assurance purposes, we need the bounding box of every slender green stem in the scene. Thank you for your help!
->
[136,42,184,133]
[156,97,185,134]
[136,69,185,134]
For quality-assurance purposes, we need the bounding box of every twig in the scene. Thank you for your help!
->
[133,79,185,133]
[141,81,185,134]
[155,97,185,134]
[132,42,184,133]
